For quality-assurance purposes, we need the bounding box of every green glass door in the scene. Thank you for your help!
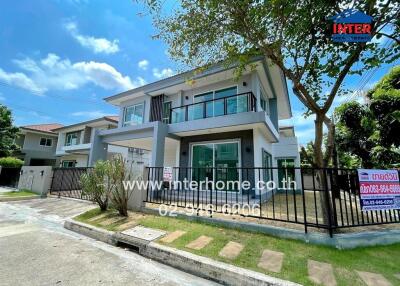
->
[191,141,240,191]
[192,144,214,187]
[277,158,295,189]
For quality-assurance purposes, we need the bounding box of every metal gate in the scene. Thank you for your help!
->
[49,167,92,200]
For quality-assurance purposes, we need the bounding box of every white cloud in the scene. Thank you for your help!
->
[0,67,46,95]
[71,110,109,118]
[8,53,146,94]
[153,68,174,79]
[64,21,120,54]
[28,111,51,120]
[138,60,149,70]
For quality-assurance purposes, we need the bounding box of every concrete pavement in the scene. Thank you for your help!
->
[0,198,218,286]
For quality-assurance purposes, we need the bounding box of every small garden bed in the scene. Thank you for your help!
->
[0,189,38,198]
[75,207,400,286]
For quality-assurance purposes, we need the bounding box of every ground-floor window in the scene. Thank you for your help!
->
[262,149,273,182]
[277,158,295,188]
[191,140,240,191]
[61,160,76,168]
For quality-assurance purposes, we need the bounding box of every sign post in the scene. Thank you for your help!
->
[357,169,400,211]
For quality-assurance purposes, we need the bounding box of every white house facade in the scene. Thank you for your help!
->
[86,56,300,199]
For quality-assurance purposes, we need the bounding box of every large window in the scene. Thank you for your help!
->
[162,101,172,123]
[65,132,80,146]
[191,140,240,191]
[62,160,76,168]
[40,137,52,147]
[262,149,273,182]
[277,158,295,189]
[191,86,241,119]
[124,103,144,126]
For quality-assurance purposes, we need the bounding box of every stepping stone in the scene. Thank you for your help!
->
[394,273,400,280]
[357,271,392,286]
[121,226,166,241]
[99,216,125,226]
[257,249,284,273]
[116,220,139,231]
[88,212,109,222]
[160,230,186,243]
[308,260,336,286]
[219,241,244,260]
[185,235,213,250]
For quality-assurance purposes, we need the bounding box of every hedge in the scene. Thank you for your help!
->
[0,157,24,168]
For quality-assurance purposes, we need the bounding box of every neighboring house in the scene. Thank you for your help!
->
[16,123,64,166]
[54,116,149,168]
[85,55,300,199]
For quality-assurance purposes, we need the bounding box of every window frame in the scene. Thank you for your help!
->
[65,132,80,146]
[123,102,145,127]
[39,137,53,147]
[61,160,76,168]
[162,101,172,124]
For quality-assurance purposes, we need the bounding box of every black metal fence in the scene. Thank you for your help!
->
[145,167,400,236]
[0,167,21,188]
[49,167,93,200]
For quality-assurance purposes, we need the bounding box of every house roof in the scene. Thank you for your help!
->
[21,123,64,135]
[52,116,119,131]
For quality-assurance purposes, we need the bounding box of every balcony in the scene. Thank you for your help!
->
[169,92,256,124]
[56,143,92,156]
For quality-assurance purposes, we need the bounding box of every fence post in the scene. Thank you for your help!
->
[323,169,334,237]
[300,168,308,233]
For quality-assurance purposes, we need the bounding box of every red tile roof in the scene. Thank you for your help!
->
[104,116,119,122]
[21,123,64,134]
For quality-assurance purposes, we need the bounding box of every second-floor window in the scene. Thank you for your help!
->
[39,138,52,147]
[65,132,80,146]
[124,103,144,126]
[162,101,172,123]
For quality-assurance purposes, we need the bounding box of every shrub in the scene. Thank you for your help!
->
[80,160,112,211]
[108,154,141,217]
[0,157,24,167]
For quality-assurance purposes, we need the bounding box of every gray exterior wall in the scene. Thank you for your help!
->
[21,132,58,166]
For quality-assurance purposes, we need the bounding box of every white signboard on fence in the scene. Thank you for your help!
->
[163,167,173,182]
[357,169,400,211]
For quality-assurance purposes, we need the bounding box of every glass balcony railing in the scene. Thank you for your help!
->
[170,92,256,124]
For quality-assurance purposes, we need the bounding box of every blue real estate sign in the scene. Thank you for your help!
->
[329,9,373,42]
[358,169,400,211]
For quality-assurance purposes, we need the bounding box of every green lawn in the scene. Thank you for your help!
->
[0,189,38,198]
[75,208,400,286]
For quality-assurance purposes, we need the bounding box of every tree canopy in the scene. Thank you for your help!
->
[0,104,20,158]
[335,65,400,168]
[140,0,400,167]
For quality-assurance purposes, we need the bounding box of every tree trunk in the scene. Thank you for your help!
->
[314,113,335,232]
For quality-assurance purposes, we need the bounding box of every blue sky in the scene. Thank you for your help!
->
[0,0,397,145]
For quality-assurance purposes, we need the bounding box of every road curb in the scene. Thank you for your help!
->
[64,219,301,286]
[64,219,117,245]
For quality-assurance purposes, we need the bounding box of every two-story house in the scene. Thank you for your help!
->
[54,116,150,169]
[86,56,300,199]
[17,123,64,166]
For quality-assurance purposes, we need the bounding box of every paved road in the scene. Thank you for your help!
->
[0,198,218,286]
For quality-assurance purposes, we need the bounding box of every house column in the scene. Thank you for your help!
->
[151,122,168,167]
[88,129,108,166]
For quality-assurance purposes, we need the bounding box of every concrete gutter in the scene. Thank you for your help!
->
[64,219,301,286]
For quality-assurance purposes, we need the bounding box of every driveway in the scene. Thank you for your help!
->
[0,198,218,286]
